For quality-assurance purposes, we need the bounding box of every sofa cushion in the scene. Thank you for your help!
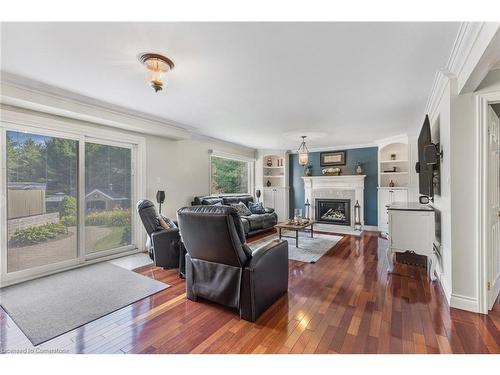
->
[261,213,278,228]
[200,197,224,205]
[248,201,266,214]
[230,202,252,216]
[245,214,265,230]
[222,195,254,207]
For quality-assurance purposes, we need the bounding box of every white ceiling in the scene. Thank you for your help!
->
[0,22,460,150]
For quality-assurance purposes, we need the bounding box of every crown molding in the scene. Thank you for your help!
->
[373,133,409,146]
[424,69,455,120]
[424,22,500,120]
[288,142,377,154]
[0,71,192,140]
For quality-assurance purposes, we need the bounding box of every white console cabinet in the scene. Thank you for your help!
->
[386,202,438,280]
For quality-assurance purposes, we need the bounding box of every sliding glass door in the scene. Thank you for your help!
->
[6,131,79,273]
[1,125,138,283]
[85,142,133,256]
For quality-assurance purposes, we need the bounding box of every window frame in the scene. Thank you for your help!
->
[209,151,255,196]
[0,107,145,286]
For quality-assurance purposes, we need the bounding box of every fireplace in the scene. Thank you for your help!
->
[315,199,351,226]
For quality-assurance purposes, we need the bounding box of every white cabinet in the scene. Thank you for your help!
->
[386,203,437,280]
[378,188,408,234]
[263,187,288,222]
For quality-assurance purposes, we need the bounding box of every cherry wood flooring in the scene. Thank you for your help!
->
[1,230,500,354]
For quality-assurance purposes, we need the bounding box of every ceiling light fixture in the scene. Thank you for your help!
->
[297,136,309,166]
[139,53,175,93]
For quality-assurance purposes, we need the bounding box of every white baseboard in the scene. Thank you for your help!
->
[450,293,480,313]
[438,273,452,303]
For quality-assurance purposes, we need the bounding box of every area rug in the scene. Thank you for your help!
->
[0,262,168,346]
[249,231,343,263]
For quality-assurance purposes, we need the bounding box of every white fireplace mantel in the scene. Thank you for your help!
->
[302,175,366,226]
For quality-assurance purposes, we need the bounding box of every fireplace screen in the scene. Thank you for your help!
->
[315,199,351,226]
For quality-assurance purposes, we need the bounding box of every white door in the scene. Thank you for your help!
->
[487,106,500,309]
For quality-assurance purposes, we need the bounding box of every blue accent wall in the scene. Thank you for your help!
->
[289,147,378,225]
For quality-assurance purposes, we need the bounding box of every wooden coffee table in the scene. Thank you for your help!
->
[274,221,315,247]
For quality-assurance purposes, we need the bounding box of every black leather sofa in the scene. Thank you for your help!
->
[177,205,289,322]
[192,195,277,236]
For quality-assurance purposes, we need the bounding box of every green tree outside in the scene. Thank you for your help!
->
[211,156,248,194]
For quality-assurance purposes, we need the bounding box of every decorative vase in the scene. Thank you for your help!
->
[356,164,362,175]
[389,180,395,187]
[266,158,273,167]
[390,154,396,160]
[266,180,271,187]
[305,165,312,176]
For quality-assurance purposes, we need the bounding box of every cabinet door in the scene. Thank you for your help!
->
[263,188,274,209]
[274,188,286,221]
[378,190,390,232]
[389,211,434,255]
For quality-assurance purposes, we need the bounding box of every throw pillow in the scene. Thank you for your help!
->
[230,201,252,216]
[248,201,266,214]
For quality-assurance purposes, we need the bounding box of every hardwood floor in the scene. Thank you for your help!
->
[1,230,500,354]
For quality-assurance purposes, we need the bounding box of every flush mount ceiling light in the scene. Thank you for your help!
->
[139,53,175,93]
[297,136,309,166]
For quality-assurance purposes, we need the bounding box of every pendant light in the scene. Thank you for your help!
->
[297,136,309,166]
[139,53,175,93]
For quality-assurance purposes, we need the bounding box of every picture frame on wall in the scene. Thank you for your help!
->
[320,151,346,166]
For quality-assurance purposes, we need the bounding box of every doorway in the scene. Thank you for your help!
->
[486,103,500,309]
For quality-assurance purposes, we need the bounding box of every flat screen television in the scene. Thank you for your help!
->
[416,115,434,198]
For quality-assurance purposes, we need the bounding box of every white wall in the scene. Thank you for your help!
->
[427,79,453,301]
[145,135,255,219]
[449,86,478,309]
[426,69,500,312]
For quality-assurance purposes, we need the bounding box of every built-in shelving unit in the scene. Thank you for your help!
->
[377,138,410,235]
[255,151,289,221]
[262,155,286,187]
[378,142,409,188]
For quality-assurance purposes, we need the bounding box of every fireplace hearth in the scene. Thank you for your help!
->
[315,199,351,226]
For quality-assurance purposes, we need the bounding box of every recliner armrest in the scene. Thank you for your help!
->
[240,239,289,322]
[246,239,287,270]
[264,207,275,214]
[150,228,181,269]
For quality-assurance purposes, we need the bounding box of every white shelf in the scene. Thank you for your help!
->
[263,166,284,169]
[264,175,285,178]
[380,160,408,163]
[380,172,408,175]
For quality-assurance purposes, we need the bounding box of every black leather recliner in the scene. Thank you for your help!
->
[137,200,185,276]
[176,205,289,322]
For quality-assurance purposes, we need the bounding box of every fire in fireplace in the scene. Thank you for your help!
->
[315,199,351,226]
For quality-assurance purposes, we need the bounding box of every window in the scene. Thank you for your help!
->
[6,131,79,273]
[1,112,143,284]
[85,142,132,254]
[210,155,250,195]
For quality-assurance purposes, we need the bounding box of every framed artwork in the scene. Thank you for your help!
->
[320,151,346,166]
